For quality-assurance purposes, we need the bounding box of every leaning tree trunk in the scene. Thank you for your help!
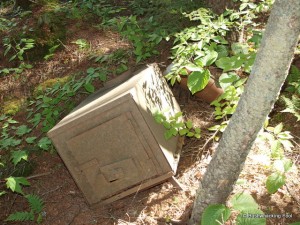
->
[189,1,300,224]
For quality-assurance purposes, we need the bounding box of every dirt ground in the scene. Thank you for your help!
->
[0,3,300,225]
[1,97,300,225]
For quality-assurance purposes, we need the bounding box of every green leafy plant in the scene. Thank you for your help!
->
[75,0,124,22]
[2,150,44,224]
[87,67,108,81]
[103,15,166,62]
[280,65,300,121]
[165,8,234,86]
[0,17,17,32]
[44,44,60,60]
[1,37,35,75]
[90,49,129,74]
[71,38,89,50]
[5,194,44,224]
[281,95,300,121]
[285,65,300,95]
[259,122,294,194]
[211,77,247,120]
[153,111,201,139]
[3,38,35,62]
[202,192,266,225]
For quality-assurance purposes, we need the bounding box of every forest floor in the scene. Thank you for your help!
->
[0,1,300,225]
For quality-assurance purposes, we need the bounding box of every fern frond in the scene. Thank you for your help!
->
[26,194,44,213]
[6,211,34,222]
[281,95,300,121]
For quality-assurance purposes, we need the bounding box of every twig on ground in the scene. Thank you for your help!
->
[26,172,51,180]
[57,39,71,51]
[291,132,300,140]
[197,130,219,158]
[285,184,300,206]
[41,185,63,197]
[7,193,18,215]
[291,138,300,148]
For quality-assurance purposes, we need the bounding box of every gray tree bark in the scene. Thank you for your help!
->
[189,0,300,224]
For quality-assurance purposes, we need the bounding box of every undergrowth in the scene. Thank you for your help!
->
[0,0,299,224]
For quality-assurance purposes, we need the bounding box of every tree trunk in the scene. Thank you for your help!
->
[189,1,300,224]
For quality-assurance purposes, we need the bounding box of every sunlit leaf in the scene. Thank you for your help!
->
[10,150,28,166]
[187,69,210,94]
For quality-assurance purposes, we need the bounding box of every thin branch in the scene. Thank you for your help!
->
[285,184,300,206]
[26,172,51,180]
[41,185,63,197]
[199,130,219,158]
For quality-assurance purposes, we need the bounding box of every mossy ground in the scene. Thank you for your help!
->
[2,98,26,115]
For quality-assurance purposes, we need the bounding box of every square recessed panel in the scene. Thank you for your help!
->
[66,113,158,203]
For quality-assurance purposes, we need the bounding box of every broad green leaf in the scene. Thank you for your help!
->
[185,63,203,72]
[178,67,189,76]
[187,70,210,94]
[179,128,188,136]
[231,42,249,55]
[215,57,232,71]
[163,121,171,129]
[283,159,293,172]
[274,123,283,135]
[277,131,293,140]
[6,177,30,194]
[236,208,266,225]
[234,78,247,87]
[201,50,218,66]
[273,160,285,173]
[279,139,293,151]
[16,125,32,136]
[219,72,240,90]
[230,193,259,212]
[29,113,42,128]
[266,172,285,194]
[1,137,22,149]
[186,132,194,137]
[212,36,228,44]
[164,130,174,140]
[174,112,183,119]
[289,222,300,225]
[170,127,178,136]
[194,133,201,138]
[87,67,95,74]
[216,55,244,72]
[0,191,6,196]
[201,204,231,225]
[195,127,201,134]
[98,72,107,81]
[38,137,52,151]
[10,150,28,166]
[186,120,193,129]
[7,118,18,124]
[0,115,7,121]
[84,82,95,93]
[215,45,228,58]
[208,124,220,131]
[271,140,283,159]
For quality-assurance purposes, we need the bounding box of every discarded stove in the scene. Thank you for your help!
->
[48,64,183,206]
